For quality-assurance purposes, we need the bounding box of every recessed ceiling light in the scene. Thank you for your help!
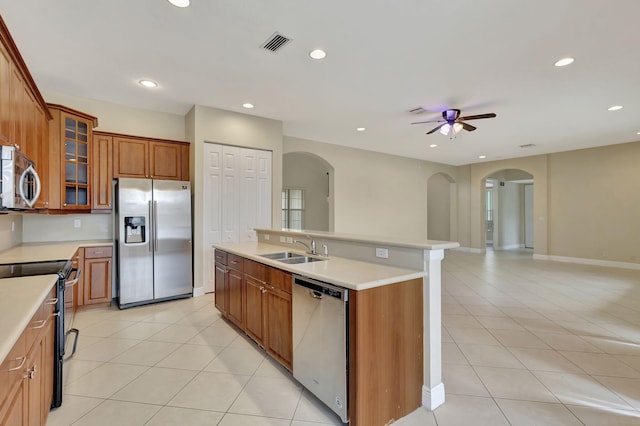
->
[554,57,575,67]
[242,103,254,109]
[139,80,158,88]
[608,105,623,111]
[637,131,640,135]
[309,49,327,60]
[167,0,190,7]
[429,144,438,148]
[356,127,366,132]
[478,155,487,159]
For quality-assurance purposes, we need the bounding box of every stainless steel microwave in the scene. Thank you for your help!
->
[1,145,42,209]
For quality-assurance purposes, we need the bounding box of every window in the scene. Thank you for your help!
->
[485,182,494,232]
[282,189,304,230]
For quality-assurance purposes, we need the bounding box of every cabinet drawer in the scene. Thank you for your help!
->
[228,254,244,272]
[244,259,267,281]
[214,250,228,265]
[0,332,26,407]
[269,268,292,293]
[84,246,113,259]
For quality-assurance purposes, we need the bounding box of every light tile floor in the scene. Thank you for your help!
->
[47,249,640,425]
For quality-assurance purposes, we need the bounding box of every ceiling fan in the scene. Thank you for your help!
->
[411,109,496,137]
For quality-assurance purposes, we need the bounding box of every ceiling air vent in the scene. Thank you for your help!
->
[409,107,427,114]
[519,144,536,148]
[260,32,292,53]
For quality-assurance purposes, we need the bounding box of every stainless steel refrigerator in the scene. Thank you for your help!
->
[115,178,192,308]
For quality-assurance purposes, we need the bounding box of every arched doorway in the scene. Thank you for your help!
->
[483,169,534,251]
[427,172,456,241]
[283,152,334,231]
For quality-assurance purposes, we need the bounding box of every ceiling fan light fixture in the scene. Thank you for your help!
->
[439,123,451,135]
[554,57,574,67]
[453,122,463,133]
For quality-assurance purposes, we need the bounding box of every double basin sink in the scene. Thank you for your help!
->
[259,251,325,264]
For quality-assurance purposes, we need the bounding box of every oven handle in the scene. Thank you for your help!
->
[65,268,81,288]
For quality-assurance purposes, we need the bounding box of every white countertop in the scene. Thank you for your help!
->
[214,242,426,291]
[255,228,460,251]
[0,240,113,264]
[0,275,58,363]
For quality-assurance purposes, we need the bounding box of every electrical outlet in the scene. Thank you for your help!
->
[286,237,294,243]
[280,236,286,243]
[74,219,81,228]
[375,248,389,259]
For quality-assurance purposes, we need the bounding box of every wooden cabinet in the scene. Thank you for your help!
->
[46,104,98,211]
[92,132,113,211]
[263,270,292,369]
[214,250,292,370]
[82,246,113,306]
[227,254,244,329]
[0,40,11,144]
[214,250,228,315]
[0,284,56,426]
[1,17,51,208]
[113,134,189,180]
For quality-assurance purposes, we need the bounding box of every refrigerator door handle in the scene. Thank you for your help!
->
[148,200,153,252]
[154,200,159,252]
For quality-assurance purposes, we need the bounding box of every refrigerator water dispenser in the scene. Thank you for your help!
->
[124,216,145,244]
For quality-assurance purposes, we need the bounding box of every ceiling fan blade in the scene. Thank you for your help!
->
[460,121,477,132]
[458,113,496,121]
[411,119,445,125]
[426,123,446,135]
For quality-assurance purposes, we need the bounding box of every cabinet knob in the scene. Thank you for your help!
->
[63,203,67,207]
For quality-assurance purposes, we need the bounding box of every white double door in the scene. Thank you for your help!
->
[203,143,272,292]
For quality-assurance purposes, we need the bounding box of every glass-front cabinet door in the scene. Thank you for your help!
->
[62,113,91,209]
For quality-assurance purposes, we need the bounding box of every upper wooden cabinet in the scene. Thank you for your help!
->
[0,16,51,149]
[113,134,189,180]
[92,132,113,211]
[46,104,98,211]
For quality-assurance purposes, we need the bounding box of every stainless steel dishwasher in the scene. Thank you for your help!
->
[292,275,349,424]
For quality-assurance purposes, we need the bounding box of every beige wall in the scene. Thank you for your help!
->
[284,136,460,240]
[43,91,186,141]
[283,152,331,232]
[189,105,283,293]
[22,214,112,242]
[548,142,640,264]
[427,173,452,241]
[0,215,22,251]
[466,155,549,254]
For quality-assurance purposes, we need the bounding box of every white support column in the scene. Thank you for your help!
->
[422,249,445,410]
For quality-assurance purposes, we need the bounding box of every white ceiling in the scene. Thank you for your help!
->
[1,0,639,165]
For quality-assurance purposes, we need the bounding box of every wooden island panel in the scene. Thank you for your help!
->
[348,277,423,426]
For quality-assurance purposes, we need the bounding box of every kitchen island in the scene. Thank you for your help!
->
[214,229,458,426]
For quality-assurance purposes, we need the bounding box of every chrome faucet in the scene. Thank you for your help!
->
[294,238,316,255]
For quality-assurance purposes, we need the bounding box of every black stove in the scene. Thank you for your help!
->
[0,260,71,279]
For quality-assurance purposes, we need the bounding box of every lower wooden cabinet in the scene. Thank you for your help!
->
[75,246,113,308]
[0,285,56,426]
[227,267,244,329]
[214,250,292,370]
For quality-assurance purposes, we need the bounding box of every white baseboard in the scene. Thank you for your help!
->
[495,244,522,250]
[192,287,206,297]
[453,247,485,254]
[422,383,445,411]
[533,254,640,270]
